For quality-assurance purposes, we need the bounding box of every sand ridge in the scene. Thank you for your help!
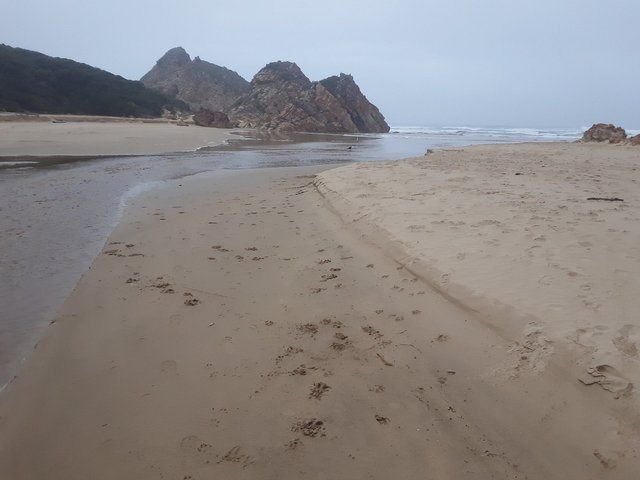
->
[0,149,638,478]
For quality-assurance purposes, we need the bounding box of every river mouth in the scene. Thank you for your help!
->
[0,130,407,388]
[0,127,576,388]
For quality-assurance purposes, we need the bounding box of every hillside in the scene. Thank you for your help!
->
[0,44,186,117]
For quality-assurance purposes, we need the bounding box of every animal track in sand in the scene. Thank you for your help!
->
[285,438,303,450]
[375,414,389,425]
[217,446,255,468]
[593,450,616,470]
[362,326,383,339]
[296,323,319,336]
[291,364,318,376]
[309,382,331,400]
[320,273,338,282]
[320,318,343,329]
[183,293,201,306]
[292,419,326,437]
[179,435,215,465]
[275,346,304,364]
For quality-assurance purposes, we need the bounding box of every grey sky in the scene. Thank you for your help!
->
[3,0,639,128]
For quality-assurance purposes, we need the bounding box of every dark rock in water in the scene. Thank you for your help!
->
[629,134,640,146]
[193,108,233,128]
[581,123,627,143]
[228,61,389,134]
[141,47,250,113]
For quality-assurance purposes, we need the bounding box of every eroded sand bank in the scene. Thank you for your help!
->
[0,144,638,478]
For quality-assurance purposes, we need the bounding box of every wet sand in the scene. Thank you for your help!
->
[1,145,638,478]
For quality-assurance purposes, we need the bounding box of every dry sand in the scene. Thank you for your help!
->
[0,115,232,157]
[0,143,638,479]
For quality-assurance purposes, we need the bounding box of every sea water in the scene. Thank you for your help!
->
[0,126,585,388]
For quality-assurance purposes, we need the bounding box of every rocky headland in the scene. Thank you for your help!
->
[228,61,389,133]
[142,49,389,134]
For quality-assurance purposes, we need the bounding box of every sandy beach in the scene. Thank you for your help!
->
[0,115,232,157]
[1,143,638,478]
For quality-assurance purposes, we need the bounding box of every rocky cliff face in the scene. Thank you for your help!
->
[319,74,389,133]
[141,47,250,112]
[228,61,389,133]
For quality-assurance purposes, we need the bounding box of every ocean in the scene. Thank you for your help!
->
[0,125,593,388]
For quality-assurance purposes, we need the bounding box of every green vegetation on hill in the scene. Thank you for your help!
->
[0,44,188,117]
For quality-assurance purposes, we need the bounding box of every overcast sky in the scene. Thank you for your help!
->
[3,0,639,128]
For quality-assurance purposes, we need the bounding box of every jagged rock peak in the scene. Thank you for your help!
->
[252,61,311,87]
[141,47,250,113]
[156,47,191,67]
[228,62,389,134]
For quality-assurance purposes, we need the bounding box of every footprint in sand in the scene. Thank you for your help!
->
[579,364,634,398]
[179,435,216,465]
[613,325,640,357]
[507,326,554,377]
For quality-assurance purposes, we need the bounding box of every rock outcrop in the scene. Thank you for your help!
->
[581,123,627,143]
[141,47,250,112]
[193,108,233,128]
[629,134,640,146]
[319,74,389,133]
[228,61,389,133]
